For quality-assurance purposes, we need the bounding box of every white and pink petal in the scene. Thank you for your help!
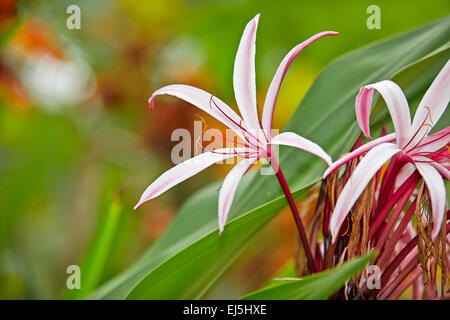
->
[329,143,402,242]
[261,31,338,137]
[415,162,447,239]
[134,148,248,210]
[430,162,450,181]
[355,80,411,149]
[323,133,396,178]
[148,84,247,141]
[395,162,417,189]
[410,126,450,155]
[270,132,332,166]
[233,14,261,132]
[410,60,450,149]
[218,157,258,233]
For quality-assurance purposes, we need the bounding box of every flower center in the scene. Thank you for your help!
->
[209,95,265,149]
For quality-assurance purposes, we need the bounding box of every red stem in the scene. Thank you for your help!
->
[387,268,421,300]
[369,171,421,238]
[322,198,331,235]
[375,155,402,211]
[380,235,417,288]
[270,154,317,273]
[379,259,418,299]
[375,182,417,251]
[376,199,417,270]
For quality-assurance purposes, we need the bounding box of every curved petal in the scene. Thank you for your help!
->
[261,31,339,136]
[148,84,246,141]
[415,162,447,239]
[134,148,249,209]
[330,143,402,242]
[233,14,261,131]
[413,155,450,181]
[270,132,332,165]
[411,126,450,155]
[355,80,411,149]
[323,133,396,178]
[430,162,450,181]
[395,162,417,188]
[218,157,258,233]
[410,60,450,149]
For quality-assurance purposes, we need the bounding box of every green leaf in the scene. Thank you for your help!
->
[126,186,311,299]
[90,16,450,299]
[89,182,312,299]
[240,253,374,300]
[379,44,450,130]
[66,192,123,299]
[258,259,297,289]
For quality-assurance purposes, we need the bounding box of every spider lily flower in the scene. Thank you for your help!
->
[314,136,449,299]
[134,14,337,237]
[325,60,450,242]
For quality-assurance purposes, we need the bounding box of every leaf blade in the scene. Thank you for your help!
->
[240,253,374,300]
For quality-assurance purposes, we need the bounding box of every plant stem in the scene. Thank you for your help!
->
[270,154,317,273]
[375,199,416,270]
[369,172,420,238]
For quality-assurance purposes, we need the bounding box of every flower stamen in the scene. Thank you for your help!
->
[403,106,434,151]
[196,114,257,151]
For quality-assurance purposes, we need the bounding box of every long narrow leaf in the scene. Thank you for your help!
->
[240,253,374,300]
[67,193,122,299]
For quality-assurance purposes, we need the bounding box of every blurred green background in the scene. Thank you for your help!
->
[0,0,448,299]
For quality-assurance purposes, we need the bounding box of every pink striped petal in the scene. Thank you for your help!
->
[218,157,257,233]
[233,14,261,132]
[355,80,411,149]
[410,60,450,149]
[270,132,332,165]
[395,162,417,188]
[134,148,248,210]
[148,84,246,141]
[415,162,447,239]
[430,162,450,181]
[411,126,450,154]
[261,31,339,136]
[330,143,402,242]
[323,133,396,178]
[413,155,450,180]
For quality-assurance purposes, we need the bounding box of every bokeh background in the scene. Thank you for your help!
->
[0,0,448,299]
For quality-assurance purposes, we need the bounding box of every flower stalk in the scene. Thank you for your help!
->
[269,152,317,273]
